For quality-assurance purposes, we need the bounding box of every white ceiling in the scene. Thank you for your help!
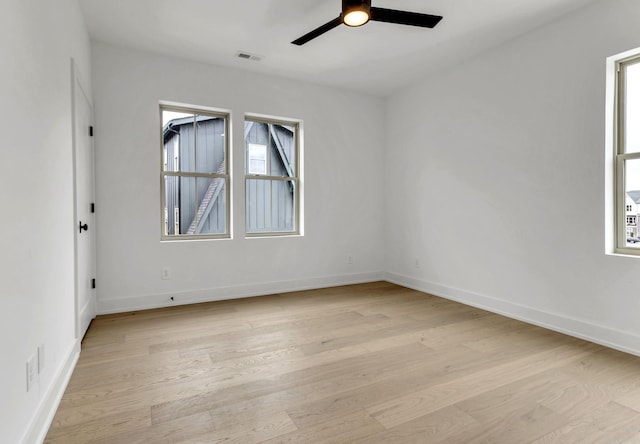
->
[79,0,598,96]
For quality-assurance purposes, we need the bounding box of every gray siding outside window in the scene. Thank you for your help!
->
[245,121,296,233]
[163,116,227,235]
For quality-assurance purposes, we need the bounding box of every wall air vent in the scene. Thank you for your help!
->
[235,51,263,62]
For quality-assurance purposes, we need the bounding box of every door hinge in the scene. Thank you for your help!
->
[91,203,95,213]
[91,278,96,289]
[89,126,94,137]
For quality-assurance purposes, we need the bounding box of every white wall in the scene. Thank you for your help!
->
[91,42,385,313]
[0,1,92,442]
[385,0,640,355]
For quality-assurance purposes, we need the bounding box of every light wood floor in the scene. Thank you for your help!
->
[46,282,640,443]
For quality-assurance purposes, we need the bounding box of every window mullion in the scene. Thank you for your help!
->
[163,171,227,179]
[618,152,640,161]
[245,174,293,181]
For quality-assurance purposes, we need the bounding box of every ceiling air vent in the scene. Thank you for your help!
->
[235,51,263,62]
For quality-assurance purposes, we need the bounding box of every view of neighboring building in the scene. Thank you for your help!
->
[245,120,296,234]
[163,115,227,235]
[626,190,640,240]
[162,116,295,236]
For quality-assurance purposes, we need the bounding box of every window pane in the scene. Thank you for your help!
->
[162,111,227,174]
[246,179,295,233]
[163,175,188,235]
[268,123,296,177]
[196,115,226,174]
[162,111,194,172]
[624,158,640,247]
[193,178,226,235]
[245,121,296,177]
[625,62,640,153]
[163,175,227,236]
[162,110,192,127]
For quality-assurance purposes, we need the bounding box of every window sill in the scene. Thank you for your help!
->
[608,250,640,258]
[160,236,232,243]
[245,233,302,239]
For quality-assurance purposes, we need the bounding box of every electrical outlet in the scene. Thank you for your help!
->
[26,355,37,392]
[348,256,353,265]
[161,266,171,280]
[415,259,420,269]
[37,344,45,374]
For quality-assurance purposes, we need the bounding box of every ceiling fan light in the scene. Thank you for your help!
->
[343,10,369,27]
[342,0,371,27]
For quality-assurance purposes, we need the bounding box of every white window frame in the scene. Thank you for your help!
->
[612,50,640,255]
[244,114,302,237]
[160,103,231,240]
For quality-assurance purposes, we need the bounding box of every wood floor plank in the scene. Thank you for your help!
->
[198,346,438,433]
[462,323,575,354]
[443,404,566,444]
[95,411,214,444]
[150,342,432,425]
[45,282,640,443]
[351,405,479,444]
[285,346,488,429]
[621,431,640,444]
[448,372,582,442]
[57,340,425,426]
[177,411,297,444]
[530,401,640,444]
[415,314,525,350]
[64,350,197,394]
[539,382,613,421]
[260,410,384,444]
[454,371,578,423]
[149,311,370,355]
[366,343,595,429]
[177,313,398,361]
[287,342,591,432]
[45,407,151,443]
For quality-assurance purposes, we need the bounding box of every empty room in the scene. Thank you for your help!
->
[3,0,640,442]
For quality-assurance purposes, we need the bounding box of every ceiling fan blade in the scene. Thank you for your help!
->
[370,7,442,28]
[292,16,343,45]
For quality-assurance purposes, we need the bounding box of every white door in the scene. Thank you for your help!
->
[73,63,96,340]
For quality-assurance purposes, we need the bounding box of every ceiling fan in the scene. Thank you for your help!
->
[292,0,443,46]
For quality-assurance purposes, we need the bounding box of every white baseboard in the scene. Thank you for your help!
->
[21,339,80,444]
[384,271,640,358]
[97,271,384,315]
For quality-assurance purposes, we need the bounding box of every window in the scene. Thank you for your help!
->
[160,104,230,239]
[614,54,640,254]
[244,116,300,236]
[614,53,640,252]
